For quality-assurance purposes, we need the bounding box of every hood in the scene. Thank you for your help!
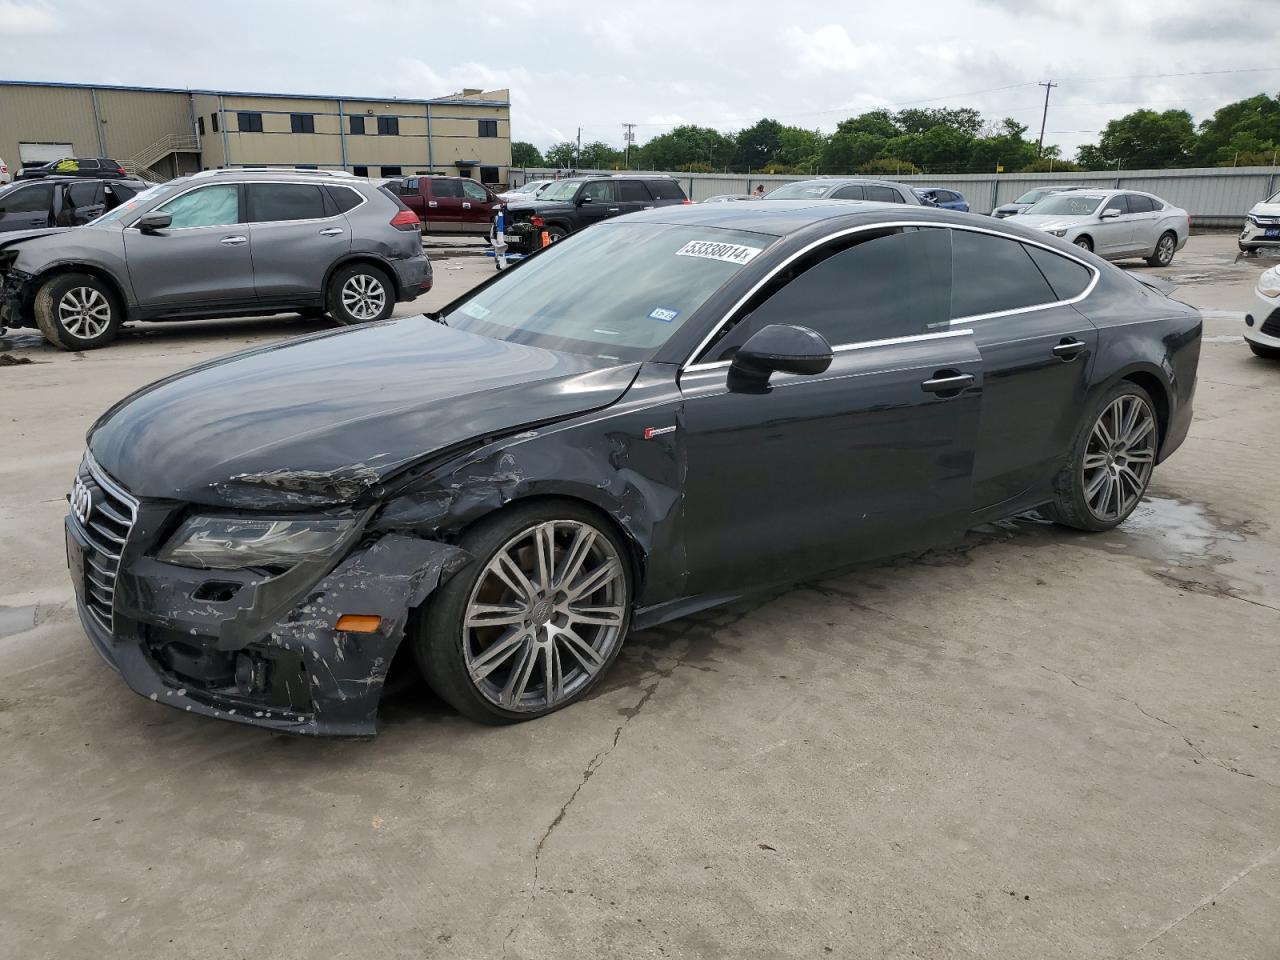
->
[0,226,72,251]
[88,316,642,508]
[504,198,573,214]
[994,203,1027,213]
[1248,202,1280,218]
[1013,214,1088,231]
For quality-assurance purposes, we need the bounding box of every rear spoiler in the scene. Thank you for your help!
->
[1131,273,1175,296]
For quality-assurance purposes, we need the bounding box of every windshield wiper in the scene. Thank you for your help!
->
[426,310,447,326]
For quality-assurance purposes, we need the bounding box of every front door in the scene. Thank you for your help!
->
[946,229,1100,510]
[123,182,256,307]
[577,180,617,226]
[425,178,463,233]
[616,180,655,215]
[678,226,983,594]
[0,181,53,231]
[58,181,105,226]
[1093,194,1133,255]
[460,179,499,235]
[246,182,350,300]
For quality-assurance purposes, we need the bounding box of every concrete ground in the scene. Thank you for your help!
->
[1,236,1277,960]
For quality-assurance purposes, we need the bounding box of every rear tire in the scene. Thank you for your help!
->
[1249,342,1280,360]
[326,263,394,325]
[1146,231,1177,267]
[413,500,633,724]
[34,272,121,350]
[1040,381,1158,532]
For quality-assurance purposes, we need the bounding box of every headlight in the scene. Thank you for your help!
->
[156,515,356,570]
[1049,228,1068,237]
[1258,267,1280,299]
[1246,215,1258,225]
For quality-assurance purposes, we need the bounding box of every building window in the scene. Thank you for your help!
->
[480,165,500,184]
[211,113,219,133]
[349,115,365,135]
[380,166,402,177]
[237,112,264,133]
[353,165,369,177]
[478,119,498,138]
[377,116,399,136]
[197,116,206,136]
[290,113,315,134]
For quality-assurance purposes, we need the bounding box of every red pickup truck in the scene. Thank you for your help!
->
[393,176,501,236]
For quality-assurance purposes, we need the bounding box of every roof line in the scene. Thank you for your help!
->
[0,78,510,107]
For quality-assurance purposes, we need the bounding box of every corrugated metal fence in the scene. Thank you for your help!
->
[513,166,1280,228]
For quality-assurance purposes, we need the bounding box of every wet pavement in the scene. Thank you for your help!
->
[1,235,1278,959]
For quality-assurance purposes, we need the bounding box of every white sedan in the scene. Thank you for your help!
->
[1246,265,1280,360]
[1013,189,1189,266]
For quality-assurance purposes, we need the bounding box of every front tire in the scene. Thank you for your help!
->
[414,501,633,724]
[1146,231,1177,267]
[34,272,121,350]
[327,263,393,325]
[1073,236,1093,253]
[1040,382,1158,532]
[1249,341,1280,360]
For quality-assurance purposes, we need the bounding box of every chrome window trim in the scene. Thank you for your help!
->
[129,179,367,230]
[684,328,974,373]
[681,220,1100,368]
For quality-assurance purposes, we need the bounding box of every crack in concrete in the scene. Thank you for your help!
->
[1123,840,1280,957]
[1040,666,1278,788]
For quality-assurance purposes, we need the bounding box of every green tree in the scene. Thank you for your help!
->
[1075,109,1196,169]
[896,107,982,137]
[544,141,578,167]
[735,118,785,170]
[842,109,900,139]
[858,157,921,175]
[1020,157,1083,173]
[510,141,544,167]
[968,118,1037,172]
[1193,93,1280,165]
[635,125,735,170]
[775,126,826,172]
[578,141,623,169]
[820,118,885,173]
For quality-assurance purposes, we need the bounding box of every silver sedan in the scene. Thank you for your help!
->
[1013,190,1189,266]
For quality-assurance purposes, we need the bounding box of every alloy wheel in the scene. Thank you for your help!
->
[58,287,111,339]
[340,273,386,321]
[1082,394,1156,522]
[1156,234,1175,265]
[463,520,626,712]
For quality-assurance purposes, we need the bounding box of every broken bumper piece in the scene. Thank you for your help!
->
[71,524,469,736]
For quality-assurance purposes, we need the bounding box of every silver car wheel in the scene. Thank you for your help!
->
[340,273,386,321]
[463,519,626,712]
[1155,233,1176,265]
[1082,394,1156,522]
[57,287,111,339]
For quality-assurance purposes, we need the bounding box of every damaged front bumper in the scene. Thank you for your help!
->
[68,491,469,736]
[0,268,33,328]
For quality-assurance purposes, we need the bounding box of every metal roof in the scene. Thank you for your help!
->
[0,79,510,108]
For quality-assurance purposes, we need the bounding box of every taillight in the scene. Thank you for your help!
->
[116,167,127,175]
[531,215,545,227]
[391,209,420,231]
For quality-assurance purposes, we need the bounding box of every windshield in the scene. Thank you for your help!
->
[513,181,543,193]
[1015,189,1054,204]
[1267,190,1280,204]
[1025,194,1105,216]
[763,182,829,200]
[443,222,776,361]
[89,182,169,225]
[537,180,582,201]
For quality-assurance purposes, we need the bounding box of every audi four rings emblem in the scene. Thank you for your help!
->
[70,476,93,526]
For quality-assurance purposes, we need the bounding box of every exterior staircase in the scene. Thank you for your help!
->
[121,133,201,182]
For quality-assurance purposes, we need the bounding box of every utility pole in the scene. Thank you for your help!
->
[622,123,636,170]
[1037,80,1058,157]
[576,127,582,169]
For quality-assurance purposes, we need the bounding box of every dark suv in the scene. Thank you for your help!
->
[502,175,689,252]
[17,157,129,180]
[0,177,149,233]
[0,169,429,349]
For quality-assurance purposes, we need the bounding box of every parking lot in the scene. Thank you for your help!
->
[1,234,1277,959]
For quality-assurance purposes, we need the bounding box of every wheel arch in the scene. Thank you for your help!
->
[1113,366,1171,448]
[32,261,129,313]
[322,253,399,301]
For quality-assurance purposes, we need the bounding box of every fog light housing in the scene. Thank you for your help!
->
[1246,314,1254,327]
[234,653,268,695]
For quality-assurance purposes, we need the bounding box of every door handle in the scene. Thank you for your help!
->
[462,202,471,209]
[1053,338,1087,361]
[428,201,438,208]
[608,207,620,213]
[220,235,248,246]
[319,227,344,236]
[921,371,975,395]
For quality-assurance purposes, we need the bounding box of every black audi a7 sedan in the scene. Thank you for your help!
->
[67,201,1201,735]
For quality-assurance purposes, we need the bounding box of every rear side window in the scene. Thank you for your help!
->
[1127,194,1154,213]
[645,179,686,201]
[582,180,616,202]
[399,177,419,193]
[831,184,865,200]
[2,183,52,213]
[325,185,364,213]
[950,229,1057,319]
[430,179,462,198]
[706,228,951,360]
[1024,244,1093,301]
[865,185,901,203]
[618,180,651,202]
[67,182,101,206]
[247,183,327,222]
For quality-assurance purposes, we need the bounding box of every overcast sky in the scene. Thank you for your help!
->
[2,0,1277,157]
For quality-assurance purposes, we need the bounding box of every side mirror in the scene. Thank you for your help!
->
[137,211,172,232]
[577,194,591,205]
[731,324,833,381]
[1100,207,1122,219]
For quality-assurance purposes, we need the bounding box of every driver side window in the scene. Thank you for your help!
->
[462,180,489,201]
[582,180,615,203]
[157,184,240,229]
[700,227,951,363]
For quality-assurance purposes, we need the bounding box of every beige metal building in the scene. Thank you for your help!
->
[0,80,512,184]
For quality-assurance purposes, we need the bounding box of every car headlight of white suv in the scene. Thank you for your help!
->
[1258,266,1280,299]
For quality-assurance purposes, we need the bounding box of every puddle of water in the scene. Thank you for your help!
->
[1113,496,1244,564]
[0,604,38,638]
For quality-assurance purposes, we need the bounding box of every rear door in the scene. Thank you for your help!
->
[1123,193,1158,255]
[124,182,256,307]
[866,184,908,204]
[246,181,350,300]
[58,180,105,225]
[424,178,464,232]
[616,179,654,215]
[0,181,54,231]
[460,179,500,234]
[644,178,687,207]
[830,184,865,201]
[679,226,983,593]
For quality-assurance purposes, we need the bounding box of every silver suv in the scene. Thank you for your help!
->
[0,169,429,349]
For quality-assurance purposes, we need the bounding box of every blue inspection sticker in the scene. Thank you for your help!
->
[649,307,680,323]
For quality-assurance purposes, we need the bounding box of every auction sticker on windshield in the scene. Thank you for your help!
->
[675,240,763,265]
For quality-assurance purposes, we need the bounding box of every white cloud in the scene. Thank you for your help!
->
[784,24,875,73]
[0,0,58,33]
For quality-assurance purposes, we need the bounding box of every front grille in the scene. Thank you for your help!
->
[1261,308,1280,338]
[70,455,137,632]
